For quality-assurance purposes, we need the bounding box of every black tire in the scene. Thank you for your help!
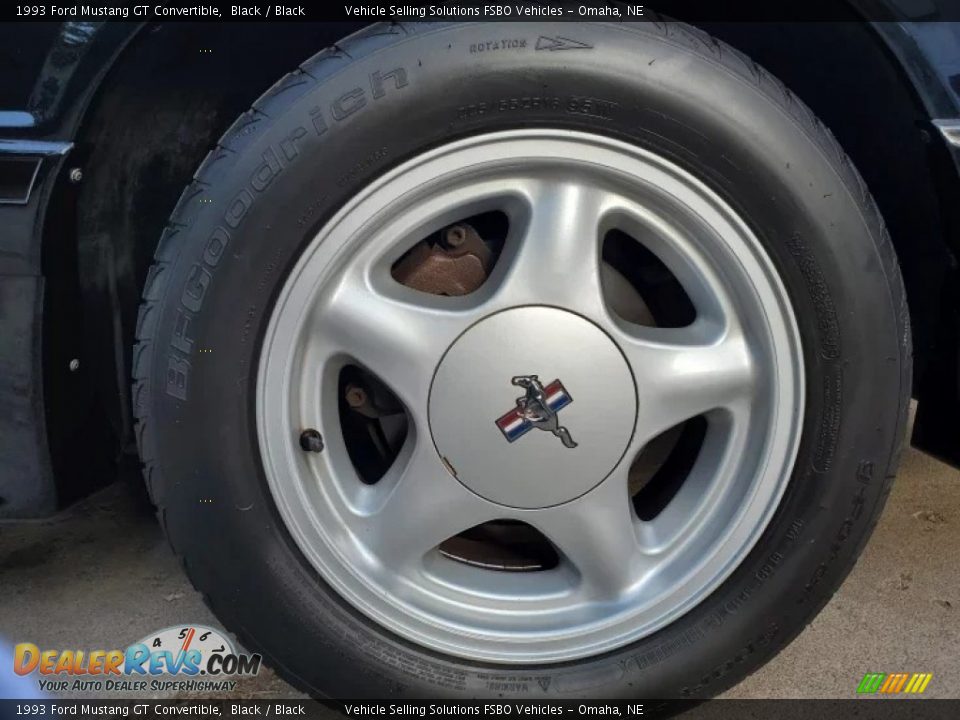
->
[133,21,911,699]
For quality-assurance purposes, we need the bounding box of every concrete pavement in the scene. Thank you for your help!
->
[1,415,957,700]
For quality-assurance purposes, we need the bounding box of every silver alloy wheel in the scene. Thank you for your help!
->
[256,130,804,664]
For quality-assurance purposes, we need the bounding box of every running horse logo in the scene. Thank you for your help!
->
[495,375,578,448]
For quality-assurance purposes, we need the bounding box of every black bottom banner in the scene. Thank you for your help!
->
[3,699,960,719]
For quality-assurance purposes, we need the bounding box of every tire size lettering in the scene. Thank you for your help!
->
[457,95,617,121]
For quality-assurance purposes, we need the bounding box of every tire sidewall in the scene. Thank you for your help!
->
[145,22,906,698]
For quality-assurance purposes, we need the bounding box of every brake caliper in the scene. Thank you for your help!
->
[392,223,493,296]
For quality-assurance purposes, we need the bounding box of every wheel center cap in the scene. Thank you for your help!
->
[429,307,637,509]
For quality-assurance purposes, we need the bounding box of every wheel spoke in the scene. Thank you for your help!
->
[350,443,496,572]
[532,480,651,601]
[317,271,474,415]
[495,178,609,313]
[634,407,753,556]
[618,322,756,446]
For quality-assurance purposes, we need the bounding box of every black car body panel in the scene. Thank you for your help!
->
[1,8,959,518]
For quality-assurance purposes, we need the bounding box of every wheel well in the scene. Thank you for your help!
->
[42,20,959,498]
[41,21,365,498]
[700,21,959,383]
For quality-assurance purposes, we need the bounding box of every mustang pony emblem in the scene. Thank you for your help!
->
[495,375,578,448]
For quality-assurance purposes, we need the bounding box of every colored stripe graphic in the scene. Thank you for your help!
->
[542,380,572,412]
[857,672,931,695]
[882,673,907,693]
[857,673,885,694]
[911,673,933,694]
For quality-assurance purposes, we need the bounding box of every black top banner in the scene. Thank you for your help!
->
[4,0,960,23]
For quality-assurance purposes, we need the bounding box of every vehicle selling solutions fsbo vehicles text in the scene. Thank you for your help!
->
[343,5,645,18]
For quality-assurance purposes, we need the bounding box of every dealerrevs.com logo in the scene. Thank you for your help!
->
[13,625,261,693]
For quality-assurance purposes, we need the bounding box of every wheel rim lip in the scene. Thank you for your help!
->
[256,129,805,664]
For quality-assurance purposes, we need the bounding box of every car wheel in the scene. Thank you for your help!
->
[133,21,911,698]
